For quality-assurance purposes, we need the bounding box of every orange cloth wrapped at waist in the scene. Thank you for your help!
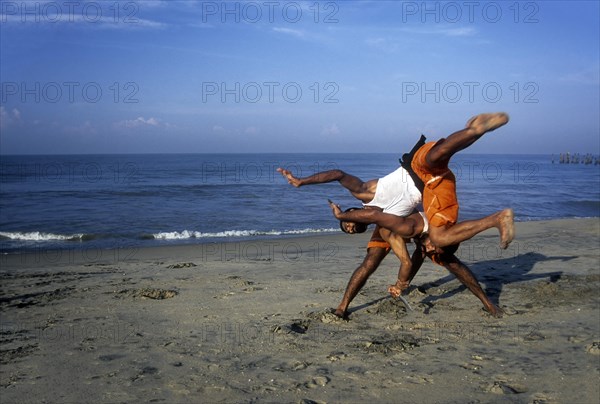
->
[366,226,392,251]
[411,140,459,228]
[367,240,391,250]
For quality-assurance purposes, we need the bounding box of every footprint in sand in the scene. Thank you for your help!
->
[304,376,330,388]
[287,319,312,335]
[0,344,39,364]
[529,392,559,404]
[361,335,420,355]
[585,341,600,355]
[500,305,519,315]
[327,352,348,362]
[306,309,344,324]
[117,288,178,300]
[166,262,197,269]
[298,399,327,404]
[225,276,262,292]
[405,374,432,384]
[460,362,482,371]
[487,379,528,395]
[272,360,311,372]
[366,299,409,318]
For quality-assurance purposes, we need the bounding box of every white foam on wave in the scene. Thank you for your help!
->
[0,231,84,241]
[152,228,339,240]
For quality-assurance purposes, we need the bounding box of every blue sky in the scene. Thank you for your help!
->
[1,0,598,154]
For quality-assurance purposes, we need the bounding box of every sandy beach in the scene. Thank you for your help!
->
[1,218,599,403]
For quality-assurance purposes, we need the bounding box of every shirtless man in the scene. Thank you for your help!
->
[277,161,426,281]
[278,164,503,317]
[333,229,504,318]
[278,112,513,317]
[278,113,514,281]
[329,112,514,252]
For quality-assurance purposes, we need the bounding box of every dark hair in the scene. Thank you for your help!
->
[339,207,368,234]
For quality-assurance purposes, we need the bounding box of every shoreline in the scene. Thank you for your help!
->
[2,216,599,263]
[1,217,599,403]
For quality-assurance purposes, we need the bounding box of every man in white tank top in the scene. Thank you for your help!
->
[277,113,514,319]
[277,164,429,305]
[362,166,422,217]
[276,165,428,238]
[278,163,503,319]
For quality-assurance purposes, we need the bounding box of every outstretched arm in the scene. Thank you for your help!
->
[328,200,419,238]
[378,228,411,286]
[278,168,374,202]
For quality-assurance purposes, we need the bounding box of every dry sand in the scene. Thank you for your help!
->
[1,218,599,403]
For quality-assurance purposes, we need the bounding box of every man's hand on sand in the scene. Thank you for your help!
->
[387,284,402,299]
[388,280,410,299]
[276,168,303,187]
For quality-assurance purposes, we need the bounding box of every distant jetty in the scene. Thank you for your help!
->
[553,153,600,165]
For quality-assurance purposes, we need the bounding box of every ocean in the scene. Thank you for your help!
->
[1,153,599,253]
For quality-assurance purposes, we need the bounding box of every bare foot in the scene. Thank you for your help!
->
[276,167,302,187]
[333,307,349,320]
[497,208,515,249]
[483,304,504,318]
[466,112,509,135]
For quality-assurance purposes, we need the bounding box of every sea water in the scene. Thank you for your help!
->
[1,153,598,253]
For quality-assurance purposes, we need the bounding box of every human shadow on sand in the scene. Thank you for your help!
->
[417,252,572,307]
[350,252,572,314]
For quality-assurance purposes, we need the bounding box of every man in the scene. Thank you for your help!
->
[277,162,427,289]
[326,112,514,252]
[334,112,514,318]
[276,162,425,238]
[333,230,504,318]
[278,112,512,317]
[278,114,514,288]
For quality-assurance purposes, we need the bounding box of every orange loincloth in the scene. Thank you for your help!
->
[411,140,459,228]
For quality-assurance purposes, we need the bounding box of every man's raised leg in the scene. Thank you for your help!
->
[428,208,515,249]
[426,112,509,169]
[423,112,514,249]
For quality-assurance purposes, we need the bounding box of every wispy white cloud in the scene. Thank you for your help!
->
[401,26,477,37]
[211,125,261,136]
[0,15,166,29]
[365,26,477,53]
[138,0,170,8]
[64,120,97,135]
[364,26,478,54]
[0,107,22,128]
[245,126,260,135]
[0,2,166,30]
[115,116,166,129]
[560,65,600,85]
[321,123,340,136]
[271,26,336,46]
[365,37,399,53]
[272,27,306,39]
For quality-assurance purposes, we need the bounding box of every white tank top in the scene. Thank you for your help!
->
[363,166,422,217]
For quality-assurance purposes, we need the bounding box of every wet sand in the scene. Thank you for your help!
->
[1,218,599,403]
